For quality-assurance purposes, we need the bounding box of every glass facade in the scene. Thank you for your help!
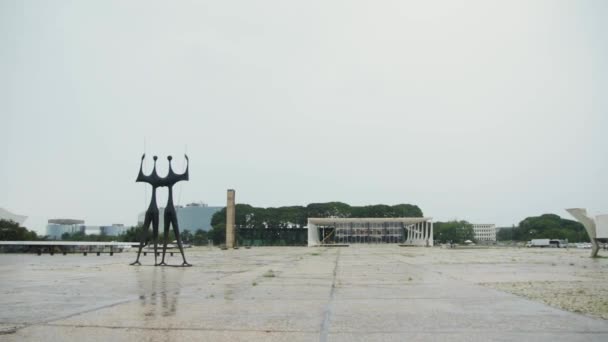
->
[46,223,85,240]
[137,203,222,233]
[100,224,127,236]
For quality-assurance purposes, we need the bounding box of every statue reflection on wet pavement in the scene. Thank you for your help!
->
[136,267,184,318]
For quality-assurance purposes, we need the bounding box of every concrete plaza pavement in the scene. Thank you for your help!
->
[1,246,607,341]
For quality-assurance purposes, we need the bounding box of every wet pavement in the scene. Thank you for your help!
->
[1,246,607,341]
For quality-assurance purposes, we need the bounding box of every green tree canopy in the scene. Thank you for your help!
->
[0,219,39,241]
[120,226,141,242]
[192,229,209,245]
[208,202,423,244]
[504,214,588,242]
[496,227,515,241]
[433,220,475,244]
[61,231,115,242]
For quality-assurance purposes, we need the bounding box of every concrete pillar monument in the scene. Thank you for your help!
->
[226,189,236,249]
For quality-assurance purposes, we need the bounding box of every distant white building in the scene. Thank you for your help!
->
[0,208,28,225]
[46,220,128,239]
[472,223,496,242]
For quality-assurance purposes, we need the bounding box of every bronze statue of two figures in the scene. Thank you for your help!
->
[131,154,191,267]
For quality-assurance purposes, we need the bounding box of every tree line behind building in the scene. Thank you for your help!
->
[0,203,589,245]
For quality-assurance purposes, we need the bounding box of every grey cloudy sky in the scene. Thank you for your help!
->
[1,0,607,233]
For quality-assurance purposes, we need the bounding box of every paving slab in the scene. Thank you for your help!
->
[0,246,607,341]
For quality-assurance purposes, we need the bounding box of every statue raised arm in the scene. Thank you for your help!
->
[136,155,161,184]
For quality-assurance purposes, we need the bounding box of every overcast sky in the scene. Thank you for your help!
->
[1,0,607,233]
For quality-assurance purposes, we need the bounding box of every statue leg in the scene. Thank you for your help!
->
[159,213,171,266]
[152,212,159,266]
[130,212,152,265]
[171,215,191,266]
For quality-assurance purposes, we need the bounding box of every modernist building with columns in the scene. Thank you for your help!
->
[307,217,433,246]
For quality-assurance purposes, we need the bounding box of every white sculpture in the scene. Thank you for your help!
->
[566,208,608,257]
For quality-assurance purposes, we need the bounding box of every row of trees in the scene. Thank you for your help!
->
[0,219,41,241]
[61,231,115,241]
[4,211,590,246]
[497,214,588,242]
[208,202,424,245]
[55,214,592,245]
[62,226,211,245]
[435,214,589,244]
[0,218,211,246]
[433,221,475,244]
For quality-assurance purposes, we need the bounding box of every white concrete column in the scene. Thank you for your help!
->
[424,222,428,244]
[424,222,428,245]
[430,221,434,246]
[307,222,320,246]
[423,222,428,241]
[410,224,414,243]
